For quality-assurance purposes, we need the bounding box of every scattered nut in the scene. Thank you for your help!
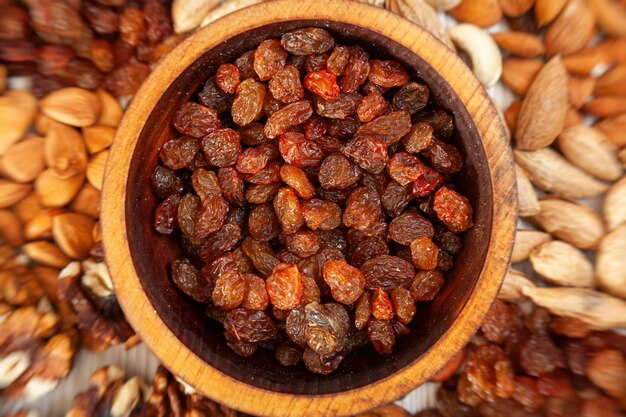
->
[448,24,502,87]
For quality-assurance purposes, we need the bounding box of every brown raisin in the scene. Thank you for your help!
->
[303,348,344,374]
[254,39,287,81]
[322,260,366,304]
[304,302,349,354]
[172,258,212,303]
[232,78,266,126]
[223,308,277,343]
[212,269,246,310]
[198,223,242,263]
[178,194,201,244]
[391,288,416,324]
[393,82,430,114]
[367,319,395,354]
[199,77,233,114]
[192,168,222,201]
[422,138,463,175]
[239,123,272,146]
[218,167,245,207]
[173,102,221,138]
[286,305,307,346]
[410,236,439,270]
[342,136,389,174]
[301,199,342,231]
[403,121,434,154]
[412,167,443,198]
[269,65,304,104]
[304,70,340,101]
[314,92,360,119]
[248,203,281,242]
[216,63,240,95]
[151,165,184,199]
[371,288,394,320]
[266,263,303,310]
[361,255,415,291]
[159,136,200,170]
[357,92,389,123]
[273,187,304,234]
[410,269,444,301]
[275,342,302,366]
[278,131,324,168]
[241,237,279,277]
[265,100,313,138]
[281,28,335,56]
[234,50,257,80]
[318,153,361,190]
[245,183,281,204]
[381,181,413,217]
[241,273,269,311]
[195,195,229,240]
[280,164,316,199]
[354,292,371,330]
[305,53,328,73]
[388,211,434,245]
[327,45,350,76]
[433,187,473,233]
[235,144,277,175]
[285,230,321,258]
[368,60,409,88]
[201,128,242,168]
[343,186,382,230]
[387,151,428,186]
[416,110,454,140]
[356,110,412,145]
[340,46,370,93]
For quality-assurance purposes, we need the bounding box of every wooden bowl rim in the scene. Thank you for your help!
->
[102,1,516,415]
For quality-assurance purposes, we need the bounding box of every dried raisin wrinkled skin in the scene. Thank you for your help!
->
[153,27,472,373]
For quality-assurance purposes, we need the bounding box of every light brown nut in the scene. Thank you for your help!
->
[582,95,626,118]
[0,90,38,156]
[534,0,567,27]
[515,164,539,217]
[40,87,101,128]
[70,184,101,219]
[95,89,123,128]
[0,180,32,209]
[595,113,626,148]
[22,241,71,268]
[45,122,88,179]
[557,125,622,181]
[499,268,536,301]
[0,136,46,183]
[34,170,85,208]
[522,286,626,330]
[0,210,24,246]
[595,63,626,96]
[544,0,595,57]
[564,108,583,128]
[515,56,568,150]
[532,197,605,249]
[587,0,626,37]
[172,0,220,33]
[449,0,503,27]
[568,76,595,109]
[86,150,109,191]
[605,176,626,231]
[448,24,502,87]
[23,208,65,241]
[501,58,543,96]
[387,0,455,49]
[498,0,534,17]
[511,229,552,263]
[492,32,545,58]
[52,213,96,260]
[562,43,614,76]
[424,0,461,10]
[514,148,608,199]
[529,240,594,287]
[596,224,626,299]
[504,100,521,133]
[83,125,116,155]
[586,350,626,400]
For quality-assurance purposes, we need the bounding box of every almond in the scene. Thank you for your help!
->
[424,0,461,10]
[45,122,88,179]
[530,240,594,287]
[24,208,65,241]
[40,87,101,127]
[620,148,626,167]
[0,136,46,183]
[515,56,568,150]
[35,112,55,136]
[12,193,43,223]
[95,89,123,128]
[70,183,101,219]
[544,0,595,57]
[83,125,116,154]
[172,0,220,33]
[596,224,626,299]
[0,210,24,246]
[587,0,626,37]
[583,96,626,118]
[0,180,32,208]
[33,265,61,303]
[386,0,455,50]
[449,0,503,27]
[499,268,536,301]
[0,90,38,156]
[533,197,605,249]
[522,287,626,330]
[52,213,95,260]
[512,229,552,263]
[586,350,626,400]
[498,0,534,17]
[515,164,539,217]
[92,221,101,243]
[557,125,622,181]
[564,108,583,128]
[534,0,567,27]
[562,43,614,76]
[504,100,522,132]
[35,169,85,208]
[514,147,608,199]
[501,58,543,96]
[595,64,626,96]
[604,176,626,231]
[492,32,545,58]
[22,241,71,268]
[87,150,109,191]
[595,113,626,147]
[568,76,595,109]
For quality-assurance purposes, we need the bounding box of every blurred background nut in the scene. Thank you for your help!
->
[447,23,502,87]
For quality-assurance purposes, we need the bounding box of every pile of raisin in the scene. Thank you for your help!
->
[432,299,626,417]
[151,27,474,374]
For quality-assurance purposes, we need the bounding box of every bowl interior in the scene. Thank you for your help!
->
[125,20,493,395]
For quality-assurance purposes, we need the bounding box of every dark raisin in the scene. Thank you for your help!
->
[173,102,221,138]
[281,28,335,56]
[367,319,395,354]
[224,308,277,343]
[269,65,304,104]
[254,39,287,81]
[388,212,434,245]
[172,258,212,303]
[361,255,415,291]
[393,82,430,114]
[343,186,382,230]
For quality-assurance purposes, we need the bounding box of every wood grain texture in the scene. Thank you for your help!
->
[101,1,516,416]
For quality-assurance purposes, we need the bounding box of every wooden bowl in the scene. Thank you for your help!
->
[102,1,516,415]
